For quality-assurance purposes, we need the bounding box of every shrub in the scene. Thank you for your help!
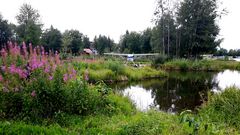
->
[21,68,68,122]
[199,87,240,130]
[104,60,125,75]
[65,78,103,115]
[0,42,118,122]
[152,55,168,67]
[88,69,115,82]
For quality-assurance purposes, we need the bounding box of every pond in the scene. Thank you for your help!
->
[110,70,240,113]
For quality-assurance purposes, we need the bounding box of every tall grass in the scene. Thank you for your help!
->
[199,87,240,130]
[163,59,240,71]
[73,60,166,82]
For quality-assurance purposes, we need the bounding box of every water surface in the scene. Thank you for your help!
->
[110,70,240,113]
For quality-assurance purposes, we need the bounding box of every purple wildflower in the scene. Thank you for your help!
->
[63,74,68,82]
[49,76,53,80]
[9,64,16,74]
[0,75,3,81]
[84,70,89,81]
[1,66,6,71]
[31,90,36,97]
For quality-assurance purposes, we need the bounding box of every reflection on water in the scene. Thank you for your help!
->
[123,86,154,111]
[234,58,240,62]
[213,70,240,92]
[110,70,240,113]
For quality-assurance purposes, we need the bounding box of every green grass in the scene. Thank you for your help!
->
[199,87,240,130]
[1,88,240,134]
[162,59,240,71]
[1,110,238,135]
[124,66,166,81]
[73,60,166,82]
[0,121,71,135]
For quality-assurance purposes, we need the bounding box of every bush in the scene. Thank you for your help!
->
[21,68,68,122]
[88,69,115,82]
[162,59,240,71]
[199,87,240,130]
[104,60,125,75]
[65,80,109,115]
[152,55,168,67]
[0,91,23,119]
[0,43,129,123]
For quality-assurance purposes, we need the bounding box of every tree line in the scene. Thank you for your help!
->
[214,48,240,57]
[1,0,227,57]
[118,0,225,58]
[0,4,115,55]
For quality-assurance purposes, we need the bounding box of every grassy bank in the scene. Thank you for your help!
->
[1,88,240,135]
[73,60,166,82]
[161,59,240,71]
[0,112,185,135]
[199,87,240,130]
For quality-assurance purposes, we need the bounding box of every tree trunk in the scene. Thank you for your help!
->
[167,21,170,56]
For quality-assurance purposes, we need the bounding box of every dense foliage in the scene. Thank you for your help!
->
[16,4,42,45]
[73,60,166,82]
[0,14,12,47]
[0,43,133,124]
[177,0,221,57]
[93,35,115,55]
[42,26,62,51]
[118,0,222,58]
[214,48,240,57]
[1,88,240,134]
[162,59,240,71]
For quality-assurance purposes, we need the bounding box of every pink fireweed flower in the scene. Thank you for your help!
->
[38,61,44,68]
[8,42,13,53]
[29,43,33,55]
[49,76,53,80]
[9,64,16,74]
[41,46,45,55]
[14,87,19,92]
[3,87,9,93]
[69,74,73,79]
[18,69,28,79]
[0,48,7,64]
[0,48,7,57]
[55,51,60,65]
[84,70,89,81]
[0,75,3,82]
[7,65,28,79]
[22,42,27,49]
[72,69,77,75]
[63,74,68,82]
[44,66,51,73]
[31,90,36,97]
[9,43,20,57]
[1,66,6,71]
[52,64,57,71]
[22,42,28,57]
[72,69,77,79]
[36,46,41,55]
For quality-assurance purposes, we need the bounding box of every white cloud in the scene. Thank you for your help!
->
[219,0,240,50]
[0,0,239,49]
[0,0,155,42]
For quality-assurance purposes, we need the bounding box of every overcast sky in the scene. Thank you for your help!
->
[0,0,239,50]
